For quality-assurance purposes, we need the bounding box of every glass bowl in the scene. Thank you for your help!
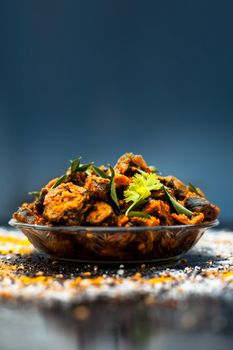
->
[9,219,219,264]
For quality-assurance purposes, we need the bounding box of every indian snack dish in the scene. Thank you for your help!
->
[13,153,220,227]
[10,153,220,263]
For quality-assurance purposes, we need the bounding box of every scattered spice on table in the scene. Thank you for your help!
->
[0,228,232,306]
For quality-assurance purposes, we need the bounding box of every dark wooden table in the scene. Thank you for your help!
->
[0,227,233,350]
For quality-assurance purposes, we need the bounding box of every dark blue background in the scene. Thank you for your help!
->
[0,1,232,226]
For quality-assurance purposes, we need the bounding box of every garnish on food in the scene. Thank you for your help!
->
[108,165,120,209]
[188,182,203,196]
[163,186,193,218]
[28,191,40,197]
[124,173,162,216]
[52,158,94,188]
[52,174,68,189]
[13,153,220,227]
[92,165,109,179]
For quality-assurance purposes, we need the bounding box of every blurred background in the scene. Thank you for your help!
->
[0,0,232,227]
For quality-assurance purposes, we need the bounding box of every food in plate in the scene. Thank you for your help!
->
[13,153,220,227]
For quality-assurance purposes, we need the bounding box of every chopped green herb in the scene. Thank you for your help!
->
[137,169,146,175]
[78,162,94,172]
[149,165,160,174]
[52,174,68,189]
[108,165,119,208]
[92,166,109,179]
[189,182,201,195]
[127,211,151,218]
[85,168,92,176]
[28,191,40,197]
[163,186,193,217]
[70,157,81,173]
[124,173,162,216]
[69,157,93,174]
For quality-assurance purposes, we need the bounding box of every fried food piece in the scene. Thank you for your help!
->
[34,178,65,216]
[165,176,189,198]
[13,203,39,224]
[34,188,48,215]
[114,153,151,176]
[184,196,220,221]
[128,216,160,226]
[150,188,166,200]
[171,212,204,225]
[13,153,220,227]
[117,215,129,227]
[45,178,59,189]
[86,202,114,225]
[144,199,173,225]
[85,175,110,201]
[67,172,86,186]
[43,182,89,225]
[114,173,131,189]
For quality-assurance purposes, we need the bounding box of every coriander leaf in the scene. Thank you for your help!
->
[92,165,109,179]
[52,174,68,188]
[124,173,162,216]
[163,186,193,217]
[108,165,119,208]
[28,191,40,197]
[127,211,151,218]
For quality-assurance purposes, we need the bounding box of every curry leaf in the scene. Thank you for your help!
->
[108,165,119,208]
[149,165,160,174]
[69,157,93,174]
[92,165,109,179]
[127,211,151,218]
[163,186,193,217]
[28,191,40,197]
[78,162,94,172]
[85,168,92,176]
[52,174,68,189]
[70,157,81,173]
[189,182,200,195]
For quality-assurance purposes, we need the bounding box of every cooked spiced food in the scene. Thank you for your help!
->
[13,153,220,227]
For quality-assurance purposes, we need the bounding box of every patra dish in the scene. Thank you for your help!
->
[11,153,220,263]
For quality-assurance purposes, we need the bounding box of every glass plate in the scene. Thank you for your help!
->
[9,219,219,264]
